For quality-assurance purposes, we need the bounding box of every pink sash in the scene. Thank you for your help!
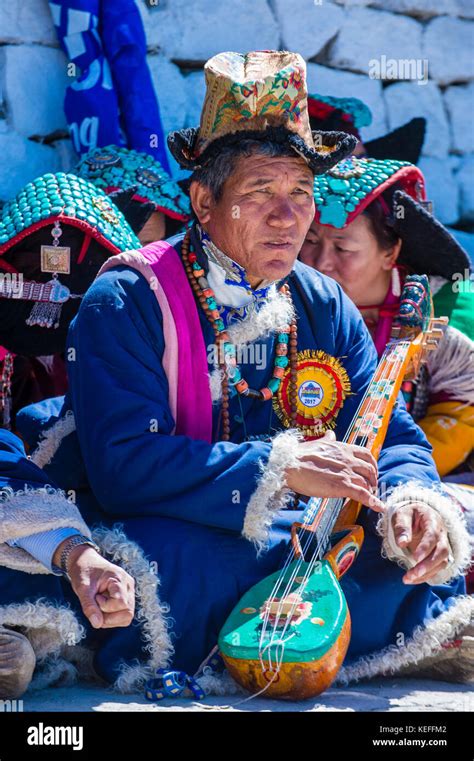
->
[97,241,213,442]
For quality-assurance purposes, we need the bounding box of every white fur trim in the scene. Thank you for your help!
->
[0,601,84,662]
[226,285,295,348]
[242,429,302,552]
[30,656,79,691]
[207,286,295,404]
[198,669,245,696]
[30,410,76,469]
[0,486,91,574]
[336,594,474,685]
[426,326,474,405]
[378,481,471,585]
[92,525,174,694]
[209,367,224,404]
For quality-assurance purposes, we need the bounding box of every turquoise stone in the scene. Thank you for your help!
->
[327,178,350,193]
[275,356,289,368]
[268,378,280,393]
[278,333,289,343]
[319,197,348,228]
[229,368,242,383]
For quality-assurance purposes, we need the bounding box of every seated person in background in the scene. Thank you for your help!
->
[300,156,474,595]
[0,174,140,430]
[0,427,134,698]
[75,146,191,244]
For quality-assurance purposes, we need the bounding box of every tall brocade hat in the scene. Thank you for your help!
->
[167,51,357,172]
[312,157,470,279]
[76,146,191,231]
[0,172,140,356]
[307,93,426,165]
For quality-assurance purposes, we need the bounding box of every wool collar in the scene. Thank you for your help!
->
[194,224,276,327]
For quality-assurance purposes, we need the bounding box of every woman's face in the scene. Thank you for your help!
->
[299,214,399,305]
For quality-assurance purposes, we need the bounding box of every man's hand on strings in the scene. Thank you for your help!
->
[392,502,452,584]
[284,431,385,512]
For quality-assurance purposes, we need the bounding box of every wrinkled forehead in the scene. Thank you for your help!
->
[231,153,314,186]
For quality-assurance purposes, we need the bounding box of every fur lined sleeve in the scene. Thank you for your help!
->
[377,481,471,585]
[0,486,91,574]
[242,429,302,552]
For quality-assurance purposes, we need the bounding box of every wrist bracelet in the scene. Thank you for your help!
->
[59,535,101,578]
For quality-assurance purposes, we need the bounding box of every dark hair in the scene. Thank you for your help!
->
[362,197,400,251]
[190,139,302,204]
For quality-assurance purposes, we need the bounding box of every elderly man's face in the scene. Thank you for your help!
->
[191,154,315,287]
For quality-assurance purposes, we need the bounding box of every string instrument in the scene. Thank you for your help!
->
[218,275,447,700]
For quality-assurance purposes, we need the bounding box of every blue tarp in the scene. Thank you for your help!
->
[49,0,170,171]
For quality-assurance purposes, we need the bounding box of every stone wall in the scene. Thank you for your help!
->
[0,0,472,227]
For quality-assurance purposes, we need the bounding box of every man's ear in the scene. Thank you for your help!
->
[190,181,213,225]
[381,237,402,271]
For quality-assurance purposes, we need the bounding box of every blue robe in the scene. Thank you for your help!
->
[16,228,468,686]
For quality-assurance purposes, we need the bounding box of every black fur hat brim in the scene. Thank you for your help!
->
[365,118,426,165]
[167,125,357,174]
[108,187,155,234]
[393,190,471,280]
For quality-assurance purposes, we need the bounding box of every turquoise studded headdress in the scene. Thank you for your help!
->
[312,157,470,280]
[307,93,372,139]
[76,146,191,224]
[313,157,425,229]
[0,172,140,356]
[0,172,139,254]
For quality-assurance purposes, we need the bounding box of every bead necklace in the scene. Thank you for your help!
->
[181,229,299,441]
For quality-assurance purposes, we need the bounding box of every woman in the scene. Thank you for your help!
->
[301,156,474,605]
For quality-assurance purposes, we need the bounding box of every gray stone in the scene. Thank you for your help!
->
[142,0,279,62]
[135,2,180,56]
[455,0,474,20]
[456,154,474,222]
[273,0,345,61]
[306,63,387,141]
[53,138,79,173]
[3,45,69,137]
[0,0,57,45]
[445,227,474,264]
[368,0,457,18]
[0,131,62,202]
[444,84,474,154]
[418,156,460,225]
[147,56,187,136]
[384,81,450,158]
[423,17,474,85]
[332,0,372,7]
[147,55,188,177]
[328,8,423,76]
[183,71,206,129]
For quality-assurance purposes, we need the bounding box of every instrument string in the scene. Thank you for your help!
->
[258,340,411,664]
[258,345,403,654]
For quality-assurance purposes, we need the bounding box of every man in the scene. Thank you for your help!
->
[20,51,472,692]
